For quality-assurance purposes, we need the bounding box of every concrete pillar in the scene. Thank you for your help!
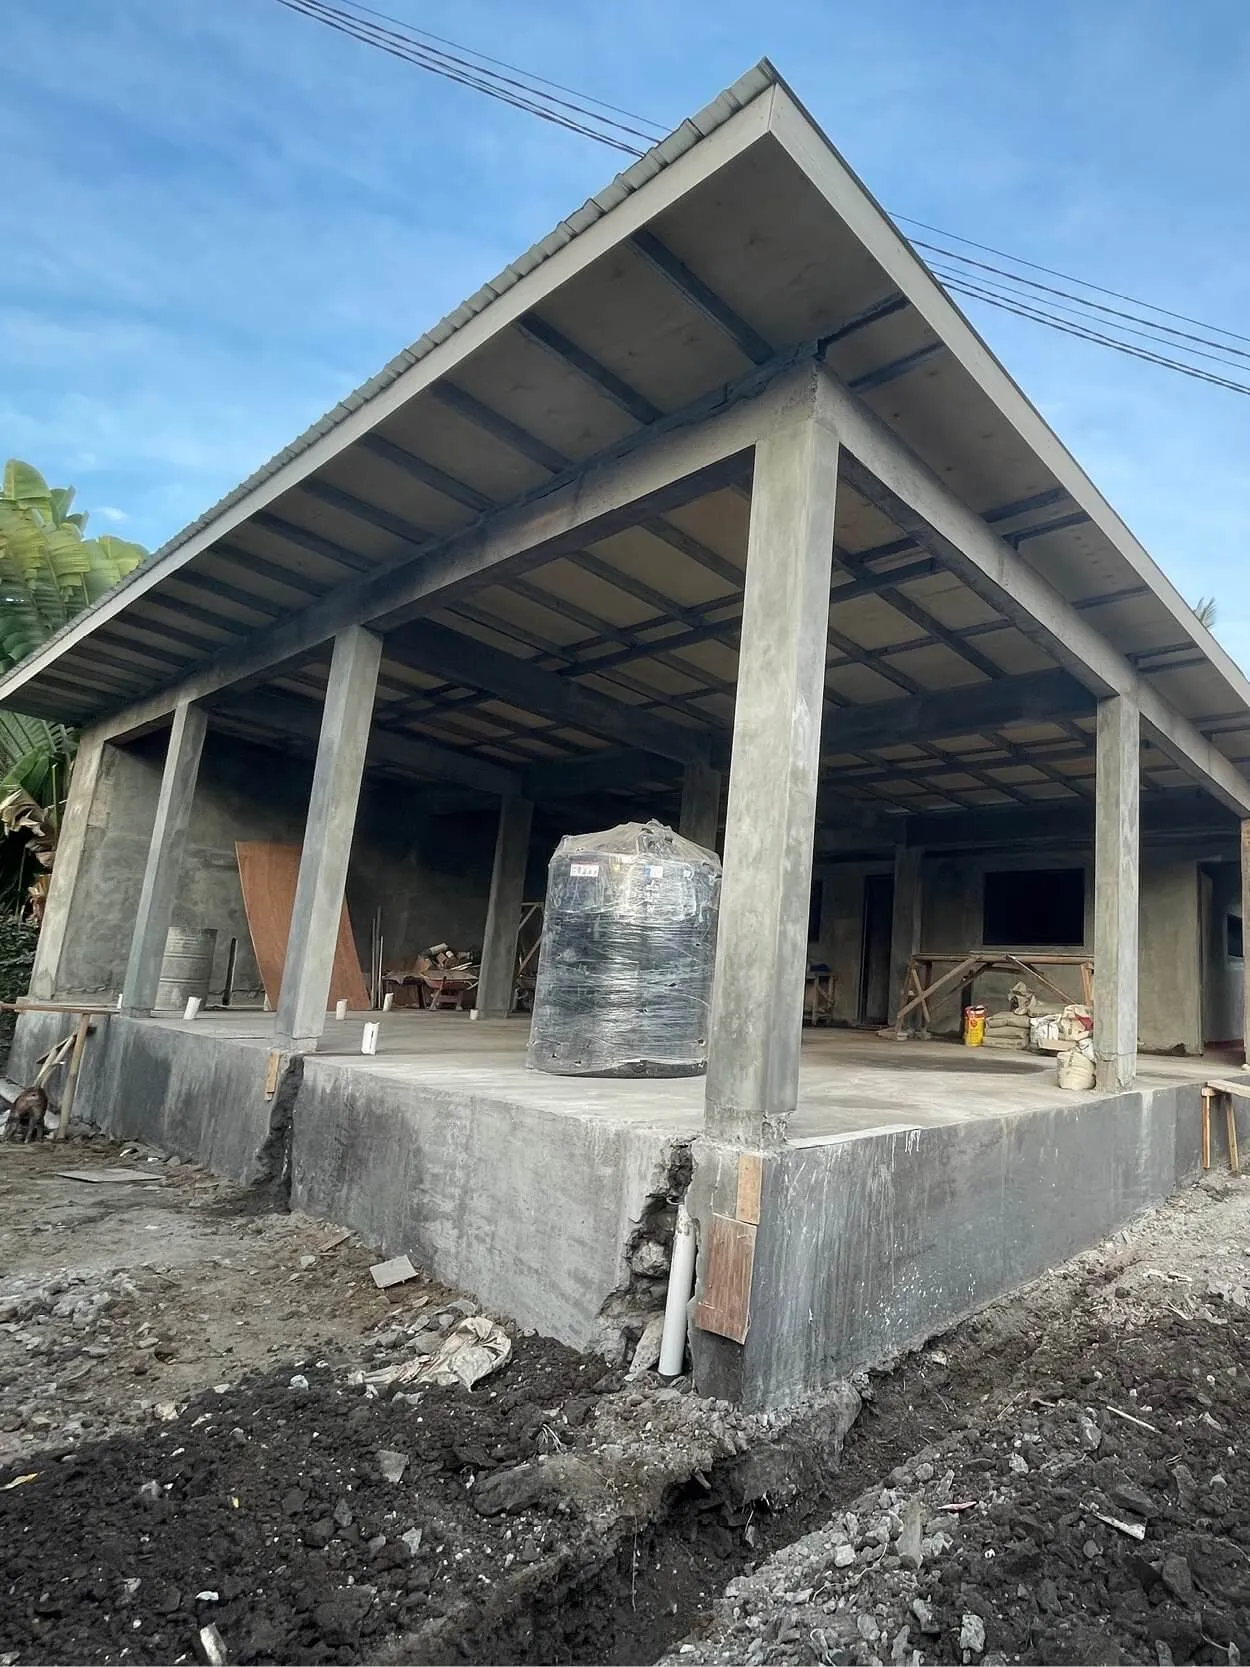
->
[888,844,923,1032]
[275,626,381,1049]
[121,701,208,1014]
[705,405,840,1145]
[678,762,722,852]
[1094,693,1140,1090]
[475,794,534,1019]
[1241,820,1250,1065]
[29,731,107,1001]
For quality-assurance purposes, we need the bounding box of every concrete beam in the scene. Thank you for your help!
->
[385,619,714,767]
[706,390,840,1146]
[678,761,722,851]
[121,701,208,1014]
[896,787,1235,853]
[73,358,820,749]
[276,627,381,1048]
[813,363,1250,818]
[821,668,1094,758]
[476,796,534,1019]
[210,690,519,798]
[1094,695,1140,1091]
[28,732,107,1001]
[523,748,672,802]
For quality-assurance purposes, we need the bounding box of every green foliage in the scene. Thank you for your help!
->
[0,459,147,673]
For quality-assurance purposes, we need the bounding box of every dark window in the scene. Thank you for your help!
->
[809,879,824,943]
[1229,912,1244,961]
[982,868,1085,948]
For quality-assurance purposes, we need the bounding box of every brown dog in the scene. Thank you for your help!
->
[5,1085,48,1143]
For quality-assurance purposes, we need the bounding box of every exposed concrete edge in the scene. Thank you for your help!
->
[689,1079,1210,1408]
[10,1011,687,1358]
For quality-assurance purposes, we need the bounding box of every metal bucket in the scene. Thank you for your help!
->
[156,927,217,1012]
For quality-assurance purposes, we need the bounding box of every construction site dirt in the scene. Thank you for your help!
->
[2,1138,1248,1666]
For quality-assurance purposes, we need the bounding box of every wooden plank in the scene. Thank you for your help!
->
[1206,1079,1250,1099]
[235,841,369,1011]
[736,1153,763,1226]
[694,1214,756,1344]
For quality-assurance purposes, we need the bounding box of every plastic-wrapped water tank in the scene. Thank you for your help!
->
[527,820,721,1079]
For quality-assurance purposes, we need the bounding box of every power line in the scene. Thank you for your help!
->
[893,215,1250,350]
[272,0,1250,395]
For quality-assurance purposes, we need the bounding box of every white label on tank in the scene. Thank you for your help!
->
[569,862,600,877]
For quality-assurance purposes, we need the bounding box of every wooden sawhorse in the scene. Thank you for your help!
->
[1201,1079,1245,1176]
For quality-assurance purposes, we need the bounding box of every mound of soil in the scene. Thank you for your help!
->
[1,1340,601,1666]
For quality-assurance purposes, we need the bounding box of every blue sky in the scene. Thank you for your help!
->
[6,0,1250,665]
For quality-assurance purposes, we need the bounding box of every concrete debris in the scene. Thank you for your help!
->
[627,1314,666,1377]
[1076,1410,1103,1450]
[377,1449,408,1483]
[959,1611,986,1656]
[1092,1509,1146,1540]
[288,1374,310,1391]
[197,1621,228,1665]
[400,1526,423,1557]
[298,1254,317,1270]
[369,1255,418,1291]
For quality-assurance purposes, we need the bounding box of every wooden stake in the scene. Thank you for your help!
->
[56,1014,92,1140]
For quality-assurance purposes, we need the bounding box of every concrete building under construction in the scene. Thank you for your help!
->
[6,63,1249,1407]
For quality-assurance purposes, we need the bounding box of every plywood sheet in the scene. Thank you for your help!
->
[694,1214,757,1344]
[235,842,369,1011]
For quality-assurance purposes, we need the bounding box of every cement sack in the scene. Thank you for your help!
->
[1057,1038,1096,1091]
[985,1012,1030,1032]
[982,1032,1028,1050]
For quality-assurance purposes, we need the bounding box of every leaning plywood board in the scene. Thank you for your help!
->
[235,842,369,1011]
[694,1214,756,1344]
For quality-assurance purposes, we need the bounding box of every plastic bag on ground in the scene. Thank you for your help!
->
[364,1316,511,1393]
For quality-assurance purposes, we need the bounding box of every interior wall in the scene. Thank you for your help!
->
[57,727,501,1004]
[905,845,1203,1053]
[1201,860,1243,1045]
[810,861,892,1024]
[57,738,163,996]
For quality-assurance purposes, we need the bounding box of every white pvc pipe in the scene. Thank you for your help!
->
[658,1205,696,1376]
[183,996,202,1021]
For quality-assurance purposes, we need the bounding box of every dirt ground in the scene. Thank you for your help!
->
[3,1135,1249,1667]
[0,1137,846,1666]
[671,1172,1250,1667]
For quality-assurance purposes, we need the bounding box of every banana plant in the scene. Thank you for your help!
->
[0,459,146,671]
[0,460,147,917]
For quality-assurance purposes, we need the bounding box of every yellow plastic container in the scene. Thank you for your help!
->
[963,1005,986,1047]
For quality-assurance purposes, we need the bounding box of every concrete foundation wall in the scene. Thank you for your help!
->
[9,1010,675,1355]
[692,1078,1209,1409]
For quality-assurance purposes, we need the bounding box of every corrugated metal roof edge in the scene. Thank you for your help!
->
[7,61,778,686]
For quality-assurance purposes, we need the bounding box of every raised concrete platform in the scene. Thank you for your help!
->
[10,1009,1229,1406]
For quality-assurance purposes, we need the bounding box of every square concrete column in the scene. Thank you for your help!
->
[1241,821,1250,1066]
[475,794,534,1019]
[678,762,722,852]
[1093,692,1140,1090]
[121,701,208,1014]
[705,405,840,1145]
[276,626,381,1049]
[29,731,107,1001]
[888,844,923,1033]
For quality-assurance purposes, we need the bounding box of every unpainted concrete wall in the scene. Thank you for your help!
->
[53,729,500,1003]
[8,1010,676,1356]
[810,861,892,1024]
[912,848,1202,1052]
[691,1079,1209,1409]
[1202,861,1244,1044]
